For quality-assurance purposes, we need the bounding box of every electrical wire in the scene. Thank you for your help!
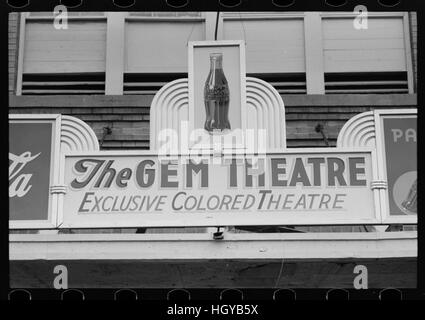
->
[214,11,220,40]
[238,11,247,44]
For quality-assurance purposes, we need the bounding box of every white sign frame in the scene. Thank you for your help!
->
[374,108,417,224]
[9,114,62,229]
[188,40,247,143]
[58,147,382,229]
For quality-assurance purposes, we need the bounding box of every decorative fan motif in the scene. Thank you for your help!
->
[61,115,100,152]
[150,77,286,150]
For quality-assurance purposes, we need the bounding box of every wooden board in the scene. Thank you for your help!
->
[322,17,406,73]
[23,21,107,73]
[223,19,305,73]
[125,21,205,73]
[10,258,416,288]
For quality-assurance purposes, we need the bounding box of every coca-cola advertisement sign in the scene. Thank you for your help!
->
[382,116,417,216]
[188,41,246,148]
[9,121,54,222]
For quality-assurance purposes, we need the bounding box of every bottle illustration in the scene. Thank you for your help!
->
[401,178,417,214]
[203,53,230,133]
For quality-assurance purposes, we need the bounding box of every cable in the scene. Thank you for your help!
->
[214,11,220,40]
[274,258,285,288]
[186,20,197,44]
[274,239,285,288]
[238,11,247,44]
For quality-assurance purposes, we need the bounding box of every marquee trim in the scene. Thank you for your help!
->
[60,115,100,153]
[337,111,376,148]
[149,77,286,151]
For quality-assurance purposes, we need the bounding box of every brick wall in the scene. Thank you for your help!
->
[8,12,19,95]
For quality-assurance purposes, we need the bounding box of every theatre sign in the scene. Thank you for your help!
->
[9,41,417,229]
[61,150,375,227]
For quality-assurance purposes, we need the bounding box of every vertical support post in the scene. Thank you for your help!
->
[205,12,223,40]
[16,12,27,96]
[403,13,415,94]
[105,12,125,95]
[304,12,325,94]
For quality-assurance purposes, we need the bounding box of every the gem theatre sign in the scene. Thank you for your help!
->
[9,41,417,229]
[62,151,375,228]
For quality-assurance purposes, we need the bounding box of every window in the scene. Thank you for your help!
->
[124,14,205,94]
[19,13,107,94]
[222,12,307,94]
[322,14,411,94]
[222,12,414,94]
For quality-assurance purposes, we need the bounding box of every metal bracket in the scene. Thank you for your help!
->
[371,180,388,190]
[213,227,224,240]
[50,185,67,194]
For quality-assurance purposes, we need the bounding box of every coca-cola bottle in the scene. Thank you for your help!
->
[204,53,230,133]
[401,178,417,214]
